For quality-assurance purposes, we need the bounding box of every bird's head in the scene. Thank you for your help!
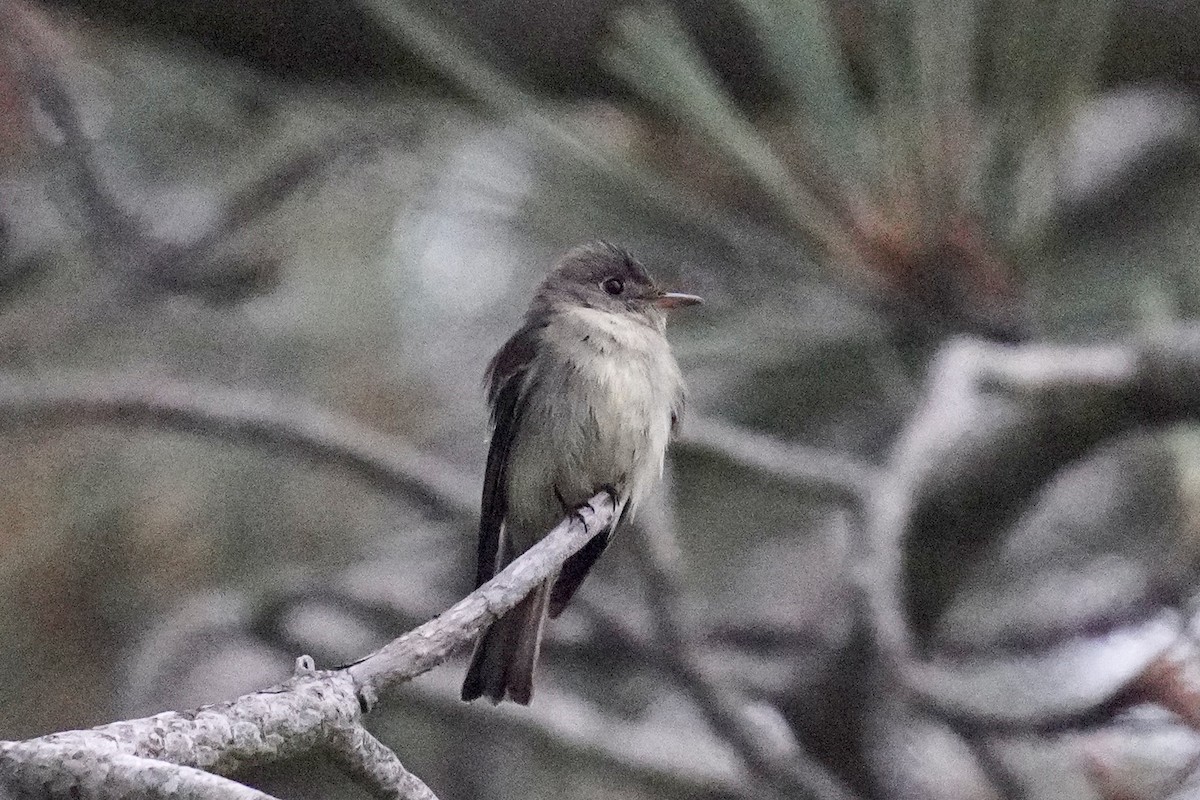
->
[531,242,701,327]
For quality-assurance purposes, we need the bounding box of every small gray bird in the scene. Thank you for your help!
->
[462,242,701,704]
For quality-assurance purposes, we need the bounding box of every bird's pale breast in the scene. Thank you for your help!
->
[504,306,683,549]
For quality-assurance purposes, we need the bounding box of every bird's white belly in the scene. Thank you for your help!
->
[505,313,680,538]
[579,349,673,502]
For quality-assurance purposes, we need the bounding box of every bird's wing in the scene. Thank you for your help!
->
[475,324,542,589]
[670,381,686,437]
[549,496,625,618]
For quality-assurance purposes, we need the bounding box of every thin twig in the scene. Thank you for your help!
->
[953,730,1030,800]
[611,582,859,800]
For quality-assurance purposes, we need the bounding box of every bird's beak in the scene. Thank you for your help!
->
[654,291,703,309]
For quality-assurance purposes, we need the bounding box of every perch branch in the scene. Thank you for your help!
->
[0,493,615,799]
[346,492,615,699]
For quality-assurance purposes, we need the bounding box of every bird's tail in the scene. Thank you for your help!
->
[461,578,552,704]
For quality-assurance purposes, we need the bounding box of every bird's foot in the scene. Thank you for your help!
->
[591,484,621,516]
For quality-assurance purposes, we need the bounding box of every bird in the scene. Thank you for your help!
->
[461,241,701,704]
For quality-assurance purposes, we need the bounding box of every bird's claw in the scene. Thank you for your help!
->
[565,486,618,525]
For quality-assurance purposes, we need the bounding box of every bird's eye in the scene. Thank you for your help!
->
[602,277,624,295]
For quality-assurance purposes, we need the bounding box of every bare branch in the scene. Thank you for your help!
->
[0,371,883,525]
[861,337,1153,674]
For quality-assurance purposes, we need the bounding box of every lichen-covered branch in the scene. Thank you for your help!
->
[0,669,364,797]
[0,742,281,800]
[328,725,439,800]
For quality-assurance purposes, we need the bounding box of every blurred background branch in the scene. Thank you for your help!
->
[0,371,477,516]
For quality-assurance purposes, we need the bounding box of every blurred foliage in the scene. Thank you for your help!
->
[5,1,1200,799]
[601,0,1121,341]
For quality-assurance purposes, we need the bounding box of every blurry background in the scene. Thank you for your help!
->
[5,0,1200,798]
